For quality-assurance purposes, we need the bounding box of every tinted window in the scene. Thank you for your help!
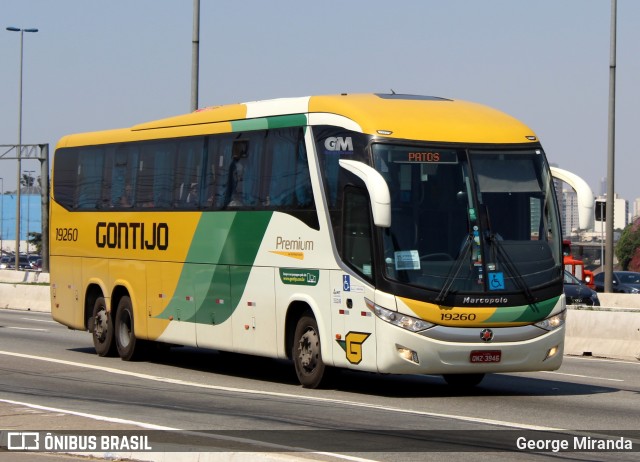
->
[342,187,374,282]
[76,147,105,209]
[173,138,205,208]
[52,127,318,228]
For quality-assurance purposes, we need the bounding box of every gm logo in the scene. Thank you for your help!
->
[324,136,353,152]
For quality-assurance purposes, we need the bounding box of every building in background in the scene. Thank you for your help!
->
[562,189,580,235]
[632,197,640,222]
[594,194,629,232]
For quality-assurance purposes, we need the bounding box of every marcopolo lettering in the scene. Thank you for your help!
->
[462,296,509,304]
[96,222,169,250]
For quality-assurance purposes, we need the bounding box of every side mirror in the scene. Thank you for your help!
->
[339,159,391,228]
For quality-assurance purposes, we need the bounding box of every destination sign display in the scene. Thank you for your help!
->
[386,148,458,164]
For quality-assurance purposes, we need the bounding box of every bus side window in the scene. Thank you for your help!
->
[224,134,262,208]
[153,143,174,209]
[265,129,297,207]
[76,147,105,209]
[342,187,374,281]
[174,138,204,208]
[136,141,174,209]
[239,134,263,207]
[226,140,248,207]
[136,145,154,207]
[264,127,313,209]
[294,141,313,208]
[52,148,79,209]
[110,146,130,208]
[209,137,234,209]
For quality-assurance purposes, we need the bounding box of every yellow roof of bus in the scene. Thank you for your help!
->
[55,93,537,148]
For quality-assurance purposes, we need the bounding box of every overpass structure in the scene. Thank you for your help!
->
[550,166,594,231]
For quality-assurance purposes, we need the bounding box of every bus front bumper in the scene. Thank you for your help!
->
[373,318,565,376]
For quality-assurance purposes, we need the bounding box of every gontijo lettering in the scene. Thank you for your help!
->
[96,222,169,250]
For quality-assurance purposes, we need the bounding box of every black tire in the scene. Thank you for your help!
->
[91,296,116,357]
[292,313,326,388]
[442,373,485,387]
[114,296,142,361]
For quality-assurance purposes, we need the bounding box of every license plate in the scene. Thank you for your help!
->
[470,350,502,363]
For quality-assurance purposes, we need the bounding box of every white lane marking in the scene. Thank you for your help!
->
[0,397,377,461]
[5,326,48,332]
[540,371,623,382]
[0,350,562,431]
[565,355,640,366]
[21,317,57,323]
[0,397,174,430]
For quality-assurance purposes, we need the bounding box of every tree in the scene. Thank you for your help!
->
[28,232,42,255]
[615,217,640,271]
[20,172,42,194]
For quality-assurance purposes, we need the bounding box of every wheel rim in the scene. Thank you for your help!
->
[94,309,108,343]
[118,311,132,348]
[297,326,319,374]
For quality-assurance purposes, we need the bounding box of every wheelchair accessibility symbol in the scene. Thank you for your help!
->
[343,275,351,292]
[488,272,505,290]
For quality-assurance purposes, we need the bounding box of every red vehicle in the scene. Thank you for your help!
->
[563,240,594,289]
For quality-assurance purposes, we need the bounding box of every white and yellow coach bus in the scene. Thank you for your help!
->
[50,93,565,388]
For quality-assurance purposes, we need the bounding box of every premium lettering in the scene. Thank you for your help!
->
[96,222,169,250]
[275,236,314,251]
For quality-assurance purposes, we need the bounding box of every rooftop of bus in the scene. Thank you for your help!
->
[55,93,539,148]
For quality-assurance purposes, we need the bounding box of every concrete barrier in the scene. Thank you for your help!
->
[1,270,639,361]
[564,294,640,360]
[597,293,640,309]
[0,270,50,312]
[565,306,640,361]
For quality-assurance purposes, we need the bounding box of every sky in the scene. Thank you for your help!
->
[2,0,640,206]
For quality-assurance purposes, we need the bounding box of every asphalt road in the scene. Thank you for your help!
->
[0,308,639,461]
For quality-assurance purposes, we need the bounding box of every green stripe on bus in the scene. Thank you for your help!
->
[485,297,558,323]
[231,114,307,132]
[155,211,273,325]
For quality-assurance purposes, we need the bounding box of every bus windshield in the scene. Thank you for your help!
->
[372,145,562,297]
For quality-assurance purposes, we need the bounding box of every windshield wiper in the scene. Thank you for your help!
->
[487,233,536,304]
[435,235,472,303]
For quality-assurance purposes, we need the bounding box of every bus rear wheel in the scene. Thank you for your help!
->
[442,373,485,387]
[292,314,326,389]
[91,296,116,357]
[114,296,142,361]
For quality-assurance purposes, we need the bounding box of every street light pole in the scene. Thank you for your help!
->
[604,0,616,292]
[6,26,38,270]
[191,0,200,112]
[600,201,604,272]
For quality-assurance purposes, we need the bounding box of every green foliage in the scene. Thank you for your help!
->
[615,218,640,271]
[28,232,42,255]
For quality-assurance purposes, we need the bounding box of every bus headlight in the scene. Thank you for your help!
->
[366,299,434,332]
[534,310,566,331]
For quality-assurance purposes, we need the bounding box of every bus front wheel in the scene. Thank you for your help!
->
[114,296,141,361]
[91,296,116,357]
[292,314,326,389]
